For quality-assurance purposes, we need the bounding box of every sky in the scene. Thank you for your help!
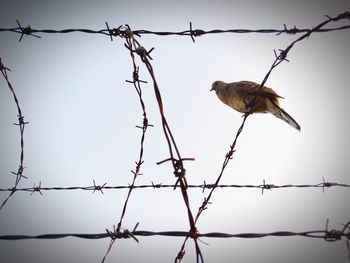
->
[0,0,350,262]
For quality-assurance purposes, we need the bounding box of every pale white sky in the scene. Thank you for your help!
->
[1,0,350,262]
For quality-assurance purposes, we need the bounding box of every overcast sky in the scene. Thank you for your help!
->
[1,0,350,262]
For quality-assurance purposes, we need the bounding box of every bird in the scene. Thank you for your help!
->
[211,80,301,131]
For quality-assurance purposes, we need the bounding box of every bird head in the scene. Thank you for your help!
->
[211,80,224,92]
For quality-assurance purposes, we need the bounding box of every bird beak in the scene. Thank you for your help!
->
[210,87,214,91]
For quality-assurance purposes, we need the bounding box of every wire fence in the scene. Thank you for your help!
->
[1,11,350,263]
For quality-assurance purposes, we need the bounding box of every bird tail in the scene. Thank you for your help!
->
[270,101,301,131]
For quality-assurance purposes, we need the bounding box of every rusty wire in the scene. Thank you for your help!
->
[0,58,28,209]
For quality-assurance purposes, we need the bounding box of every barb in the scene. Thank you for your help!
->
[15,19,41,41]
[30,181,43,196]
[92,180,107,194]
[0,58,28,209]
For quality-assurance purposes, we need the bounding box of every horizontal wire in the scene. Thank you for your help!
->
[0,229,348,241]
[0,179,348,194]
[0,18,349,42]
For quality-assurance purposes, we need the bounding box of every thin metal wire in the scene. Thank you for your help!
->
[0,221,349,241]
[101,28,154,263]
[1,17,350,42]
[0,59,28,209]
[0,179,349,194]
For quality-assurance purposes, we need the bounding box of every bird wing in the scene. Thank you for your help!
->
[233,81,284,100]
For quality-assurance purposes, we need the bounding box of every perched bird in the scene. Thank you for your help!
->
[211,80,300,131]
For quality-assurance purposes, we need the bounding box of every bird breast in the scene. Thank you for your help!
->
[216,87,271,113]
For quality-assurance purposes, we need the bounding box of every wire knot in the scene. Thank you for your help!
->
[189,227,199,240]
[30,181,43,195]
[189,22,204,42]
[151,181,162,188]
[274,49,290,62]
[278,24,299,35]
[92,179,107,194]
[16,19,41,41]
[106,224,139,243]
[13,115,28,126]
[261,179,274,195]
[136,46,154,61]
[174,160,186,178]
[325,230,343,241]
[11,165,27,180]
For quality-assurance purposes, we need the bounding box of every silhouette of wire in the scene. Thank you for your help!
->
[0,219,349,242]
[101,27,155,263]
[1,178,349,195]
[0,17,350,42]
[0,228,348,240]
[0,59,28,209]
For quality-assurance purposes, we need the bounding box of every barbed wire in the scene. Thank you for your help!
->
[0,59,28,210]
[100,27,155,263]
[0,17,350,42]
[0,224,349,241]
[1,10,350,263]
[0,178,349,195]
[0,219,349,260]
